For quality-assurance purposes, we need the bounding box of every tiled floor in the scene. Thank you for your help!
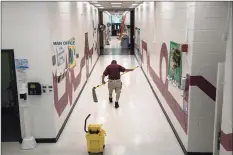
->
[103,36,131,55]
[102,48,132,55]
[1,55,184,155]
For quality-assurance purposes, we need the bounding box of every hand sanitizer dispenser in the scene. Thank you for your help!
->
[180,76,187,90]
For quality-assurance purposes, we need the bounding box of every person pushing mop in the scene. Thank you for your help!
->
[102,60,134,108]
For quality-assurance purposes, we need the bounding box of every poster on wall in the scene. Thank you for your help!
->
[168,41,182,87]
[52,37,76,83]
[68,37,76,69]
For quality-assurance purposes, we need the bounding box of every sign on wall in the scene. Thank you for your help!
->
[15,59,29,69]
[52,37,76,83]
[53,37,76,69]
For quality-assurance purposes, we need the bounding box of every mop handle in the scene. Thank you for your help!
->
[84,114,91,133]
[95,66,139,88]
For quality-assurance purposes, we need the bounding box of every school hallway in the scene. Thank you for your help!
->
[1,55,184,155]
[2,1,232,155]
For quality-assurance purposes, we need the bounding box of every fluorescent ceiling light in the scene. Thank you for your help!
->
[112,5,121,7]
[95,4,101,6]
[132,4,138,6]
[111,3,122,5]
[99,7,104,9]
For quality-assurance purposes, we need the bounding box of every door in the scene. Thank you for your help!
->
[213,62,225,155]
[99,11,104,51]
[1,49,21,142]
[130,10,135,54]
[111,23,121,36]
[111,23,117,36]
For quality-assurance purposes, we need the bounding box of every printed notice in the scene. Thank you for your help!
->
[15,59,29,69]
[16,68,28,94]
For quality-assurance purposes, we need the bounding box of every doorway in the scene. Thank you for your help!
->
[101,11,132,55]
[130,10,135,54]
[111,23,121,36]
[1,49,21,142]
[213,63,225,155]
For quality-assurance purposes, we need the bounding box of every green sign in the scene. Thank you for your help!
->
[168,41,182,87]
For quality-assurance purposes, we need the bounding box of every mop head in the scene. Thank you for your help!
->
[92,87,98,102]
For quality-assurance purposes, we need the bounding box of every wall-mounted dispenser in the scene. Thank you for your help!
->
[19,83,28,100]
[20,93,27,100]
[28,82,42,95]
[180,76,187,90]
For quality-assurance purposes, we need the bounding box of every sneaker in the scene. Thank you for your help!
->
[109,97,113,103]
[115,102,119,108]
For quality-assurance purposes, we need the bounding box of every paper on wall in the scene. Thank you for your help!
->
[16,69,28,94]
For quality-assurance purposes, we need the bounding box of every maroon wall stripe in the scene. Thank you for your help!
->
[190,76,216,101]
[221,131,233,151]
[139,40,233,152]
[52,33,96,116]
[141,40,188,133]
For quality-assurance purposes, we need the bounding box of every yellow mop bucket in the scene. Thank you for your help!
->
[84,114,106,155]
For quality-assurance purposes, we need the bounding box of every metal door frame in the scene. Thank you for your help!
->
[1,49,22,142]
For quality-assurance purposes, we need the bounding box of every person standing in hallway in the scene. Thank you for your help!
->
[102,60,133,108]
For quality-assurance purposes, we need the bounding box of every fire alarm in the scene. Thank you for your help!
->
[181,44,188,52]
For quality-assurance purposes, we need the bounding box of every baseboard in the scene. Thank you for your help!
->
[19,55,100,144]
[54,55,100,143]
[187,152,212,155]
[36,138,56,143]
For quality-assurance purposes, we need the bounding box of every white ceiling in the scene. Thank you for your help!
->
[89,1,142,10]
[107,11,126,15]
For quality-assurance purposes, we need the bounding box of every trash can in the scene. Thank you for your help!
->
[121,35,129,48]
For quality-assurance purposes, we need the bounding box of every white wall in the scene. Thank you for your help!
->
[103,11,111,46]
[103,11,111,25]
[135,1,230,153]
[124,11,130,25]
[135,2,191,149]
[220,3,232,155]
[49,2,99,136]
[2,2,99,139]
[187,2,228,152]
[2,2,56,138]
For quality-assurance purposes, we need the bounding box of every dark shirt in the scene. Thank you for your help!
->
[103,64,126,79]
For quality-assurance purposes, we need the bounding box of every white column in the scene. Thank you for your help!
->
[220,3,232,155]
[20,99,37,150]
